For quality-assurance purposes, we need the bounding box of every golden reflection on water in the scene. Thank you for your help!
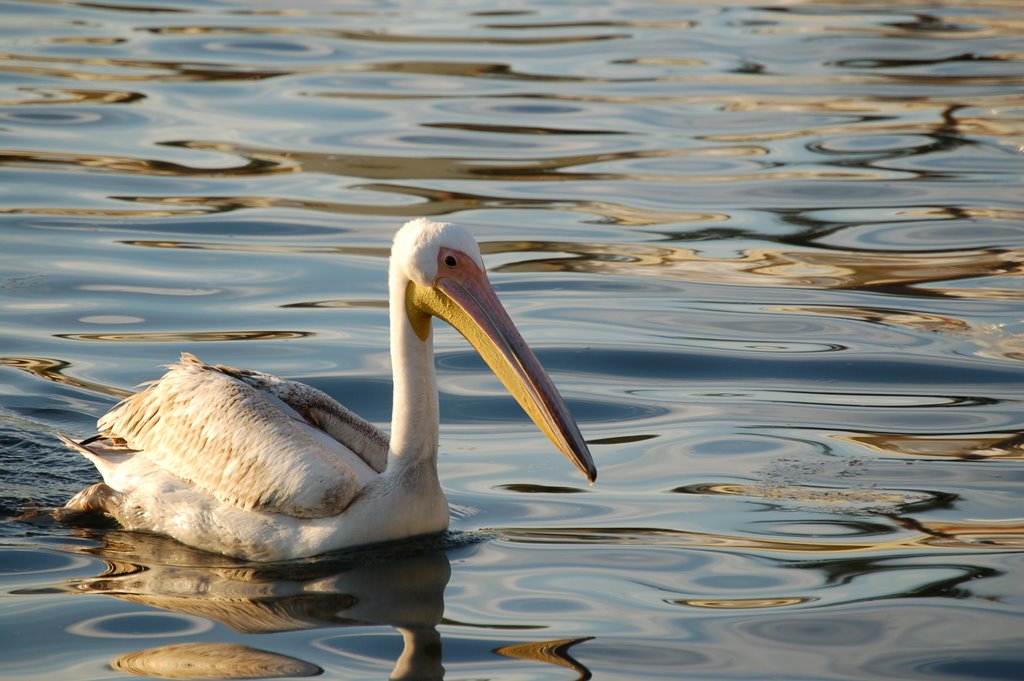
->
[677,597,809,610]
[0,52,292,83]
[754,8,1024,41]
[205,140,715,185]
[701,100,1019,145]
[0,356,132,398]
[46,531,594,681]
[895,518,1024,550]
[54,330,313,343]
[111,643,322,680]
[119,239,387,258]
[0,149,299,178]
[87,185,716,224]
[494,638,592,681]
[47,513,1020,681]
[499,524,1024,554]
[495,240,1024,294]
[840,431,1024,460]
[170,141,756,184]
[0,87,144,106]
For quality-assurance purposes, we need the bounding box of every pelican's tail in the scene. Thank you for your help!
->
[57,433,134,480]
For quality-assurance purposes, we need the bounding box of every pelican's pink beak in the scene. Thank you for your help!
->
[406,247,596,483]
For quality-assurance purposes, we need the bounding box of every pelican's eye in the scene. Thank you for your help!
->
[444,254,458,268]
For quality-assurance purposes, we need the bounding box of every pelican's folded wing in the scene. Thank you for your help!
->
[97,356,370,519]
[205,355,390,474]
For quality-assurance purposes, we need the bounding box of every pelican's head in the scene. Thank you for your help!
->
[393,218,597,483]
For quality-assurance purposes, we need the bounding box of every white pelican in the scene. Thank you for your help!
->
[57,218,596,561]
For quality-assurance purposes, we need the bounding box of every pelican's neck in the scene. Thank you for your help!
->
[388,269,440,465]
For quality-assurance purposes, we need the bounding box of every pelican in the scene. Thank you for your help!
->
[57,218,596,561]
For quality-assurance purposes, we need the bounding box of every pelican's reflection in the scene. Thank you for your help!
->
[62,530,591,680]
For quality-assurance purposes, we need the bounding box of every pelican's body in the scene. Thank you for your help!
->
[58,219,595,561]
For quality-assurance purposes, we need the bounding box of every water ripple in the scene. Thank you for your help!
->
[112,643,323,679]
[496,242,1024,296]
[2,1,1023,679]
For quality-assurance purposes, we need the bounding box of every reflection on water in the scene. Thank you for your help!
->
[0,356,132,399]
[69,533,451,679]
[4,529,594,680]
[111,643,323,679]
[495,240,1024,297]
[2,0,1024,679]
[54,329,313,343]
[841,431,1024,460]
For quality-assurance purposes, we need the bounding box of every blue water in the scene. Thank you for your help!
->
[2,0,1023,679]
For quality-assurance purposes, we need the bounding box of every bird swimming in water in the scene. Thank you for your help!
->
[57,218,596,561]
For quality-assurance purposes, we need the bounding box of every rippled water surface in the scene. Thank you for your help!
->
[2,0,1024,679]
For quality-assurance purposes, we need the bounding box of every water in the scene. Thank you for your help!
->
[2,0,1023,678]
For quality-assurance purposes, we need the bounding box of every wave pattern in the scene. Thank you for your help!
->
[1,0,1023,680]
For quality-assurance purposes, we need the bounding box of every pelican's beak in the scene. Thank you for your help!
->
[406,248,597,483]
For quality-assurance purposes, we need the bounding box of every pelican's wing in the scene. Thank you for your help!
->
[97,354,385,519]
[204,355,389,474]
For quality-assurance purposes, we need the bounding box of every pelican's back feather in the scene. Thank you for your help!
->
[97,355,377,519]
[207,356,390,474]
